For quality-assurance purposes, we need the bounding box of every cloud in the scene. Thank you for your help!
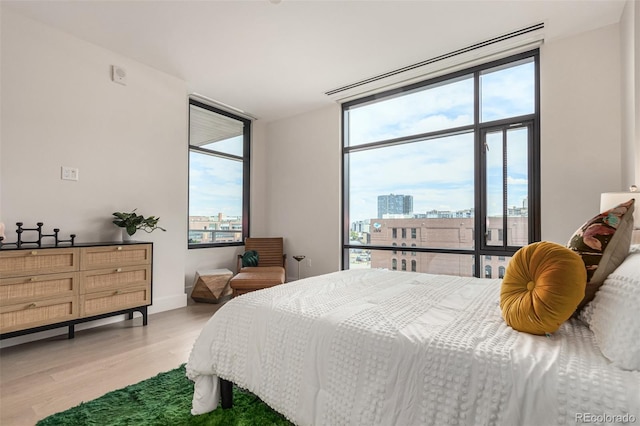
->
[349,133,475,220]
[189,152,243,216]
[480,61,535,122]
[348,77,475,146]
[346,60,534,223]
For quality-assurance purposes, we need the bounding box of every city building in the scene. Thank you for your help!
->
[188,213,242,244]
[377,194,413,218]
[353,214,528,278]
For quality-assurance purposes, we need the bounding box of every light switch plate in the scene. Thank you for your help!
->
[61,166,79,181]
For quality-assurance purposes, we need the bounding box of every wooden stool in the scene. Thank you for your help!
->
[191,268,233,303]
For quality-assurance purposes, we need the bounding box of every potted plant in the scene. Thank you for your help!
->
[112,209,166,240]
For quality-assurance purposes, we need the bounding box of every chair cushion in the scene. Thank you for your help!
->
[239,266,285,274]
[500,241,587,335]
[230,267,285,291]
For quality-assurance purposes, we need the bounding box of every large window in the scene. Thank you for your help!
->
[343,51,540,277]
[188,100,250,248]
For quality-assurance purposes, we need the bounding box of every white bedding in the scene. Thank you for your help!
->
[186,269,640,425]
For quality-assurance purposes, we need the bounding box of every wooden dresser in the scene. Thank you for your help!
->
[0,242,152,340]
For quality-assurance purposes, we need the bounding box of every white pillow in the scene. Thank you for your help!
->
[579,244,640,370]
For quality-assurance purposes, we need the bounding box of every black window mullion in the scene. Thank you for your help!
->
[473,69,482,278]
[341,113,350,269]
[502,128,508,251]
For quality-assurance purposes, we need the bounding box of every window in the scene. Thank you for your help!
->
[392,259,397,270]
[485,265,492,278]
[401,259,407,271]
[411,260,417,272]
[343,51,540,276]
[188,100,250,248]
[401,243,407,255]
[498,266,506,279]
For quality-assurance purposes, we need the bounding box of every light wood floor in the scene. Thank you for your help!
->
[0,302,223,426]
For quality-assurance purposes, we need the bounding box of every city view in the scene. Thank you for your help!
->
[349,193,528,278]
[187,190,529,279]
[188,214,242,244]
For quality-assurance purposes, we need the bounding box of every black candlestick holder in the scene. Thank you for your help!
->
[0,222,76,249]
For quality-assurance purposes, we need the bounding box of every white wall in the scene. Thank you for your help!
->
[0,10,188,343]
[262,23,625,262]
[540,23,622,242]
[262,105,342,281]
[621,0,640,189]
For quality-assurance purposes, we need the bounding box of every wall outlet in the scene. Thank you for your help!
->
[61,166,79,181]
[111,65,127,85]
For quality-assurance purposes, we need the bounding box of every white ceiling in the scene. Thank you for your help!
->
[2,0,627,123]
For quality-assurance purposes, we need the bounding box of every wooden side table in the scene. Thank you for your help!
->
[191,268,233,303]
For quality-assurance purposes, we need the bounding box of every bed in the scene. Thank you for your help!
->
[186,247,640,426]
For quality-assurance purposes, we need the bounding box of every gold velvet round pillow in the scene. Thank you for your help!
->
[500,241,587,335]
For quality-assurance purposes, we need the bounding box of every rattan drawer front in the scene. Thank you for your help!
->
[81,266,150,294]
[80,285,150,317]
[80,244,151,270]
[0,272,79,306]
[0,296,78,333]
[0,248,79,278]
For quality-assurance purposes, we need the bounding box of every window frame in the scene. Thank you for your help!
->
[341,50,540,276]
[188,99,251,249]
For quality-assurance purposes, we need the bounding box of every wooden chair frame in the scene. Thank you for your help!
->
[236,237,286,272]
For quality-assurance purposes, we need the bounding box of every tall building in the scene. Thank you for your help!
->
[377,194,413,218]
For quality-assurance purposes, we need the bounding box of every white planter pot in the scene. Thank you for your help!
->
[122,229,135,242]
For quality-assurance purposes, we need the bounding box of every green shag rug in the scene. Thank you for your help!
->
[37,365,293,426]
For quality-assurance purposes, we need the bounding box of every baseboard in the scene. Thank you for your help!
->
[148,293,188,314]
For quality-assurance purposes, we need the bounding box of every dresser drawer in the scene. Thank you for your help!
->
[80,244,151,270]
[0,272,79,306]
[80,285,150,317]
[0,248,79,278]
[0,296,78,333]
[81,266,150,294]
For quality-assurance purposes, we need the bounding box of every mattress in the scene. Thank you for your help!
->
[186,268,640,425]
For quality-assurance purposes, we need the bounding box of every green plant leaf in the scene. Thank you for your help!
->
[112,209,166,234]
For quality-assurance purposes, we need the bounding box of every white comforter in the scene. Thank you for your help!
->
[186,269,640,425]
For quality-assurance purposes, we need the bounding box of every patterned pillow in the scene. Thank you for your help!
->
[567,198,635,312]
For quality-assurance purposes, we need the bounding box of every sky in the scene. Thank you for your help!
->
[189,58,534,222]
[189,147,243,218]
[347,58,534,223]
